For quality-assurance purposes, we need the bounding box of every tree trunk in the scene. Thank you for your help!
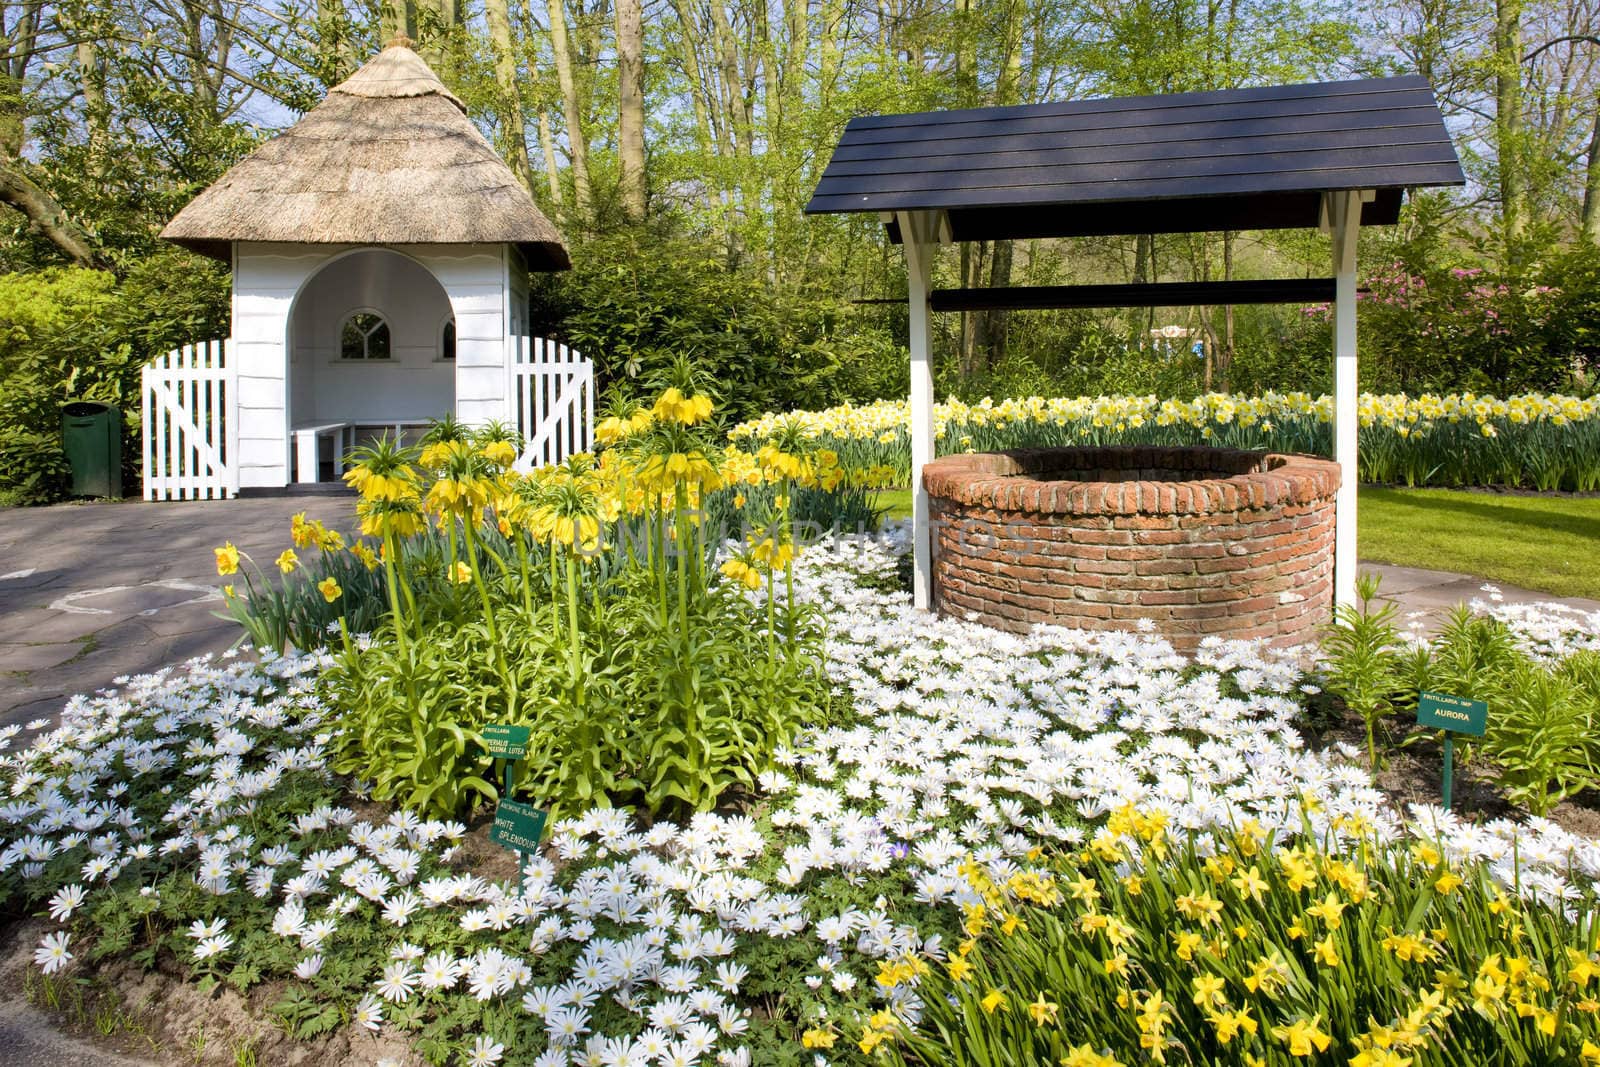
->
[486,0,536,193]
[1220,231,1235,392]
[547,0,592,219]
[1495,0,1526,253]
[1583,101,1600,244]
[616,0,646,221]
[669,0,718,155]
[981,239,1015,367]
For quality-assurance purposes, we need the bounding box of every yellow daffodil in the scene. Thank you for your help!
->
[275,549,299,574]
[214,542,240,576]
[317,577,342,603]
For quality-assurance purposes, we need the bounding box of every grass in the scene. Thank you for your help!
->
[872,486,1600,600]
[1359,487,1600,600]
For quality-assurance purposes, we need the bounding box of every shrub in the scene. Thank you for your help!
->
[0,251,228,504]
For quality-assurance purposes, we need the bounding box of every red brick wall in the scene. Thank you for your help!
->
[923,447,1340,651]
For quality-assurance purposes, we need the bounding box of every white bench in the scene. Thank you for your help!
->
[292,420,436,483]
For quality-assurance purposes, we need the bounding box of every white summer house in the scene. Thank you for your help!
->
[149,38,591,499]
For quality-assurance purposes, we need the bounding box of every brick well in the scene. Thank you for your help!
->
[923,446,1340,651]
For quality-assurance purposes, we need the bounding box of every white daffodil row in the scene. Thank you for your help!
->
[1,532,1598,1067]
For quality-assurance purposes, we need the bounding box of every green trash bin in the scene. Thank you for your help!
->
[61,400,123,499]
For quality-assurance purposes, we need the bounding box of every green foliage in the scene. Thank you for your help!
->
[1489,662,1600,817]
[312,396,835,821]
[1322,595,1600,818]
[1320,574,1405,770]
[0,253,229,504]
[531,229,903,423]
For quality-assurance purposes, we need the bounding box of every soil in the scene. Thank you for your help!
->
[0,916,423,1067]
[1303,697,1600,838]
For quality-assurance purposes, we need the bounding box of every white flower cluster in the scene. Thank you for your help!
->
[1,531,1597,1066]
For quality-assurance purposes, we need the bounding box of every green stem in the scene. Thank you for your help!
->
[565,553,584,710]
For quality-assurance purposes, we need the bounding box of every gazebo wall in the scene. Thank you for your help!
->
[231,241,519,488]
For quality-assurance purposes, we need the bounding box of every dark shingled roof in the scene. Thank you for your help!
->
[805,76,1464,240]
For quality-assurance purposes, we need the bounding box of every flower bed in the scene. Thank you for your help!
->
[730,391,1600,491]
[5,533,1600,1064]
[922,447,1338,649]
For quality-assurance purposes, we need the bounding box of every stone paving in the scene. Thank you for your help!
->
[0,492,358,731]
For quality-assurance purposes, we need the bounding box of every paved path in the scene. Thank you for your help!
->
[1366,561,1600,630]
[0,493,358,731]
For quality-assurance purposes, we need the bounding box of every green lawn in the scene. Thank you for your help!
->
[1359,487,1600,600]
[871,486,1600,600]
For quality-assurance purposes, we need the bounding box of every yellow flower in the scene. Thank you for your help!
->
[946,957,974,982]
[1209,1007,1258,1044]
[1314,934,1340,968]
[1104,952,1128,977]
[214,542,240,576]
[1192,973,1227,1009]
[222,584,235,598]
[481,440,517,467]
[1307,891,1347,930]
[1027,994,1059,1026]
[1173,931,1203,961]
[351,541,380,571]
[719,558,764,591]
[800,1028,835,1049]
[317,577,342,603]
[275,549,299,574]
[451,561,472,584]
[1231,865,1268,904]
[1062,1045,1125,1067]
[980,988,1007,1014]
[1271,1015,1331,1057]
[1434,869,1464,894]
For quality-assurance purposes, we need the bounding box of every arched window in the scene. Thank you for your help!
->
[340,311,391,360]
[440,316,456,361]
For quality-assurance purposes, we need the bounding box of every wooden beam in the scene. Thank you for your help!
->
[928,278,1337,313]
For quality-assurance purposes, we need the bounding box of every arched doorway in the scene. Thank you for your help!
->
[285,248,456,481]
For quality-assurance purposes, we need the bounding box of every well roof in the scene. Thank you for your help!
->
[161,41,569,269]
[807,76,1464,241]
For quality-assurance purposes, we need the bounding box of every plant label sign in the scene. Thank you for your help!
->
[1417,690,1487,811]
[489,798,547,854]
[1416,691,1488,737]
[482,724,531,759]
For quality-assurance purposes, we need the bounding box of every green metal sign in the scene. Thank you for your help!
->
[1416,691,1488,737]
[489,799,547,853]
[1416,690,1489,811]
[482,723,531,759]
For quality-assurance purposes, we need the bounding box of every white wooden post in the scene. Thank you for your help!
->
[897,211,937,611]
[1328,190,1366,611]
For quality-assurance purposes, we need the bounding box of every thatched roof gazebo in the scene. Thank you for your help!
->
[147,38,586,498]
[163,40,568,269]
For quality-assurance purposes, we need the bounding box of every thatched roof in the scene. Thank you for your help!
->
[161,40,569,270]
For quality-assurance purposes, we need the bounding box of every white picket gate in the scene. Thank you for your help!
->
[141,339,238,500]
[508,337,594,470]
